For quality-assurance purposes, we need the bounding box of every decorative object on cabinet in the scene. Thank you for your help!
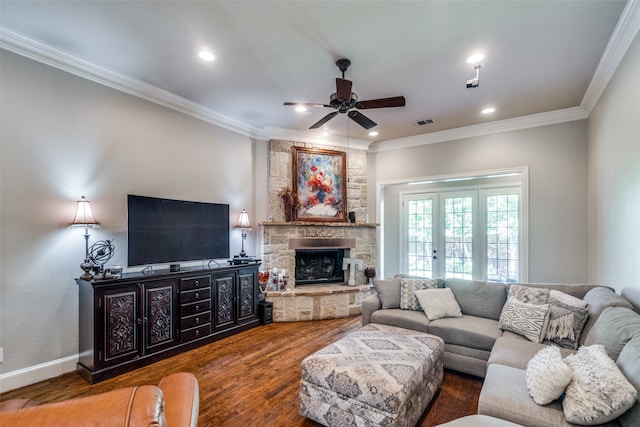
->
[88,239,115,278]
[69,196,100,280]
[292,147,346,222]
[235,209,251,257]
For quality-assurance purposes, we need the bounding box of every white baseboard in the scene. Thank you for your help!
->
[0,354,78,393]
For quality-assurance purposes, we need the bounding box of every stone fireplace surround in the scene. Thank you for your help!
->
[262,139,377,322]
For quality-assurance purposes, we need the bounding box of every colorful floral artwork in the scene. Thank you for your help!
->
[292,147,346,222]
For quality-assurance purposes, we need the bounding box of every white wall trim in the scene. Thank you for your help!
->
[0,354,78,393]
[0,28,258,139]
[263,126,371,150]
[581,0,640,113]
[369,107,588,153]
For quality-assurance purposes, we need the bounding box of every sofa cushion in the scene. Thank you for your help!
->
[479,364,572,427]
[583,306,640,361]
[488,336,576,370]
[563,344,637,425]
[369,308,430,332]
[544,291,590,350]
[525,346,572,405]
[415,288,462,320]
[429,315,501,351]
[581,287,633,342]
[513,282,600,299]
[445,279,507,320]
[400,278,438,310]
[499,298,550,343]
[373,277,402,309]
[435,414,525,427]
[617,335,640,427]
[508,284,549,304]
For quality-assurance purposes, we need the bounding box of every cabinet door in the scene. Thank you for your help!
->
[213,272,235,330]
[143,280,178,354]
[100,285,142,367]
[237,268,257,323]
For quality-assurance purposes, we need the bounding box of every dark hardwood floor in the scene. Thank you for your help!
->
[0,316,483,426]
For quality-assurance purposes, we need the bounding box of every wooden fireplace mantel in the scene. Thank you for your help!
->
[260,222,379,228]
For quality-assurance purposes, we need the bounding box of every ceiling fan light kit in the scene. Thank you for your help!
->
[284,58,406,130]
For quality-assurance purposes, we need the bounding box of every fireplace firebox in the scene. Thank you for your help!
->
[295,249,345,285]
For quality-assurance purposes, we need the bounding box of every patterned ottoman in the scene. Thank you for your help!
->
[300,323,444,427]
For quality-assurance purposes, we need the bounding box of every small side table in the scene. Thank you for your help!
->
[258,301,273,325]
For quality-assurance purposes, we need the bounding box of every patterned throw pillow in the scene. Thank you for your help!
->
[399,278,438,311]
[545,290,589,349]
[508,284,550,304]
[414,288,462,320]
[563,345,638,425]
[499,298,550,343]
[526,346,572,405]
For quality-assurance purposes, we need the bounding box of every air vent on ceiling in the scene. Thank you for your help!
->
[410,118,435,127]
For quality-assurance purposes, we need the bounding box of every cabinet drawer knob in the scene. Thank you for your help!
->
[195,305,200,311]
[195,330,200,336]
[195,280,200,287]
[195,292,199,299]
[195,317,200,324]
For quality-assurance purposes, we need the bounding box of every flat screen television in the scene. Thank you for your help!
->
[127,194,229,267]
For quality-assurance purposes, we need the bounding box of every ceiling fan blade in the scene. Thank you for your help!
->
[348,110,377,129]
[355,96,406,109]
[283,102,330,108]
[336,78,352,101]
[309,111,339,129]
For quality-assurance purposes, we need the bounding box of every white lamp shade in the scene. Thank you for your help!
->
[70,196,100,227]
[236,209,251,229]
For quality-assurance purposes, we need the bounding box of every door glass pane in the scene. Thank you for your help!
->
[444,196,473,279]
[486,194,519,282]
[407,199,433,277]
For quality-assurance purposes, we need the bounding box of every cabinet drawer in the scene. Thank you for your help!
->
[181,299,211,317]
[181,311,211,330]
[181,288,211,304]
[181,324,211,343]
[180,276,211,291]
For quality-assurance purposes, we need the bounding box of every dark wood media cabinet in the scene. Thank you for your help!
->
[76,263,259,383]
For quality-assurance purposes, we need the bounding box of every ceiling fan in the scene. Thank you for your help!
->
[284,58,406,130]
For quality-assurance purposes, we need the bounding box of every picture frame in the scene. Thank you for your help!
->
[292,147,346,222]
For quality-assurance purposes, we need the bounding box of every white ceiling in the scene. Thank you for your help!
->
[0,1,636,147]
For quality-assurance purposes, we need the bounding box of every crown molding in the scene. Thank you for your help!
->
[263,127,372,150]
[369,107,588,153]
[0,28,259,139]
[581,0,640,113]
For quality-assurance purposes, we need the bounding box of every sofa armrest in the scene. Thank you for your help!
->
[0,385,165,427]
[159,372,199,427]
[361,294,382,326]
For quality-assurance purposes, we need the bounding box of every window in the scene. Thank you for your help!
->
[401,174,525,282]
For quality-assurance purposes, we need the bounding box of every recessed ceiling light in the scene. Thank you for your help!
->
[321,130,330,136]
[295,105,307,112]
[198,50,215,61]
[482,107,496,114]
[466,53,484,64]
[369,131,379,137]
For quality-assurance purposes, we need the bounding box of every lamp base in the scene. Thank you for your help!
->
[80,260,94,280]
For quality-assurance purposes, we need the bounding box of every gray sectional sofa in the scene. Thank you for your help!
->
[361,277,640,427]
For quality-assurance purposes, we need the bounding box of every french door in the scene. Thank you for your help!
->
[403,188,521,282]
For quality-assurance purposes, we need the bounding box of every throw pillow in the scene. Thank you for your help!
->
[399,278,438,311]
[508,284,550,304]
[545,290,589,349]
[525,346,572,405]
[563,345,638,425]
[373,278,402,309]
[499,298,550,343]
[414,288,463,321]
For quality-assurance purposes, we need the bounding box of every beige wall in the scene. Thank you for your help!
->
[372,120,589,283]
[0,51,256,384]
[588,33,640,309]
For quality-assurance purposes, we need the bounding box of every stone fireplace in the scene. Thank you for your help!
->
[261,139,377,321]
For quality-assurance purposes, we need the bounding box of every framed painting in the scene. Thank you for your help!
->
[292,147,346,222]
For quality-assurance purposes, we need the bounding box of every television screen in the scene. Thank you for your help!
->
[127,195,229,266]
